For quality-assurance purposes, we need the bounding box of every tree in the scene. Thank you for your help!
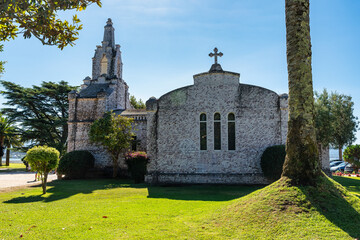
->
[330,93,358,161]
[130,95,146,109]
[315,90,359,161]
[0,44,4,74]
[343,145,360,173]
[314,89,334,146]
[4,124,22,166]
[1,80,77,155]
[0,0,101,49]
[89,112,134,178]
[0,116,13,166]
[25,146,59,194]
[281,0,320,185]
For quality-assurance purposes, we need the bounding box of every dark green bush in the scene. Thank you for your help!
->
[125,152,149,183]
[57,150,95,179]
[21,156,29,170]
[343,144,360,172]
[261,145,286,181]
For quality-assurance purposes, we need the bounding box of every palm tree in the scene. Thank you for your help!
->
[0,116,11,166]
[281,0,321,185]
[4,127,22,166]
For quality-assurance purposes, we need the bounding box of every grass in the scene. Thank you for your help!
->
[207,176,360,239]
[1,176,360,239]
[0,163,26,172]
[0,180,261,239]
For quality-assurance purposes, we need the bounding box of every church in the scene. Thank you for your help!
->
[67,19,329,184]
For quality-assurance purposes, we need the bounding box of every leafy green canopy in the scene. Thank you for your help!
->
[0,80,77,155]
[314,89,359,160]
[314,89,333,146]
[90,112,133,177]
[0,44,4,74]
[25,145,59,173]
[130,95,145,109]
[0,0,101,49]
[25,145,59,193]
[343,145,360,172]
[0,116,20,166]
[3,126,22,166]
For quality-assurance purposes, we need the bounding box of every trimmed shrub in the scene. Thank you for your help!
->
[25,146,59,193]
[58,150,95,179]
[125,152,149,183]
[261,145,286,181]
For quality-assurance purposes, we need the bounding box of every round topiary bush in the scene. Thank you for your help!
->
[125,152,149,183]
[57,150,95,179]
[261,145,286,181]
[25,145,59,193]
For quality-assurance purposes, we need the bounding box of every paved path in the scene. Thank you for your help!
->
[0,170,57,191]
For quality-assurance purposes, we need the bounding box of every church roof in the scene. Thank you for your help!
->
[120,109,147,116]
[78,83,113,98]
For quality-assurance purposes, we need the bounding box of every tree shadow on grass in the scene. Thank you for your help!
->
[146,184,264,201]
[3,179,146,204]
[332,176,360,198]
[300,176,360,239]
[0,169,27,173]
[3,178,264,204]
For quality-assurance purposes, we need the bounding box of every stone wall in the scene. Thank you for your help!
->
[145,71,285,184]
[67,77,133,168]
[68,92,112,167]
[133,120,147,151]
[319,144,330,176]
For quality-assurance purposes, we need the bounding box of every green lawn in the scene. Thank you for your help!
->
[0,163,26,172]
[1,176,360,239]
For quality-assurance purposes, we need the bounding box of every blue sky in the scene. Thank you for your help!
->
[1,0,360,144]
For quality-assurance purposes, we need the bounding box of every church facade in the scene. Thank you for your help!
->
[68,19,329,184]
[67,19,147,167]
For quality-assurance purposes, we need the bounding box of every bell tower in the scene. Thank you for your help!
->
[68,18,132,167]
[92,18,123,80]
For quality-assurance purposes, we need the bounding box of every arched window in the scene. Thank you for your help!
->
[214,113,221,150]
[228,113,235,150]
[100,55,108,75]
[200,113,207,150]
[131,136,137,151]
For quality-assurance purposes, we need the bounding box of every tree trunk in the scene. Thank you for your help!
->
[113,156,119,178]
[0,136,4,166]
[339,147,343,161]
[5,148,10,166]
[281,0,320,185]
[42,173,48,194]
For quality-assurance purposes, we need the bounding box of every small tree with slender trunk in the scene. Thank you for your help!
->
[281,0,321,185]
[0,116,15,166]
[4,127,22,166]
[89,112,134,178]
[330,94,358,161]
[25,146,59,194]
[314,90,359,161]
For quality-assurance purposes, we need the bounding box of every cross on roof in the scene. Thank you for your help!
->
[209,47,223,64]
